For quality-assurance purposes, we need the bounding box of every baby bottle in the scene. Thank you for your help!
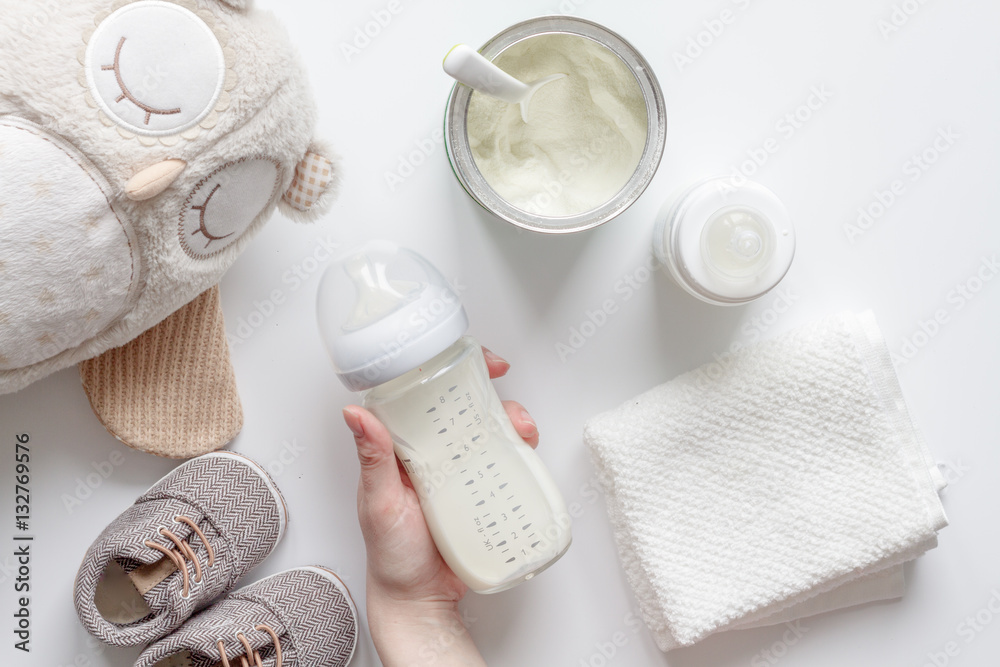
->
[653,178,796,305]
[316,241,572,593]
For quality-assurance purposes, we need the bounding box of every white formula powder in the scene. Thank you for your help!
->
[467,33,648,218]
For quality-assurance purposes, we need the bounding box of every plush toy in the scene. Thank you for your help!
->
[0,0,337,458]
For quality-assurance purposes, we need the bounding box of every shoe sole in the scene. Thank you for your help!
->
[147,451,289,544]
[241,566,360,666]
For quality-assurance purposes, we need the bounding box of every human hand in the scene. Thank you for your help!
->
[342,347,539,667]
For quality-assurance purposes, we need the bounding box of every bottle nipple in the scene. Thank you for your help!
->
[343,253,422,330]
[700,207,776,280]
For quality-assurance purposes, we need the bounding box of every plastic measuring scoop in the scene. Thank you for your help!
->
[443,44,566,124]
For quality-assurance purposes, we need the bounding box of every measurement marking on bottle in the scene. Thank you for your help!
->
[499,482,508,489]
[487,463,495,469]
[505,557,516,563]
[466,422,473,428]
[518,515,525,520]
[438,428,448,434]
[522,523,531,530]
[493,531,500,536]
[512,505,521,512]
[497,540,506,547]
[465,480,474,485]
[433,418,441,423]
[493,473,500,478]
[426,407,437,413]
[476,500,485,506]
[531,541,540,548]
[508,495,515,500]
[471,490,478,495]
[446,442,454,447]
[487,522,496,528]
[459,409,468,415]
[449,386,458,392]
[472,435,481,442]
[452,454,461,460]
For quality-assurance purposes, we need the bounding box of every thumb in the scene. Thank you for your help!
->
[343,406,402,498]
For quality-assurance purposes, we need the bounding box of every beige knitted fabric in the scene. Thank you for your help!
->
[79,286,242,459]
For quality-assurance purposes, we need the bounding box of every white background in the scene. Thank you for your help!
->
[3,0,999,665]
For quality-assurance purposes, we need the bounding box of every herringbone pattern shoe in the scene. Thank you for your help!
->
[75,452,288,647]
[135,566,359,667]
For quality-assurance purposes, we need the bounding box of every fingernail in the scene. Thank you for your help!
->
[343,407,365,438]
[520,409,537,436]
[483,347,510,369]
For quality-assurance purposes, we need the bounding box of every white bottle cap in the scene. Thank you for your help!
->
[654,178,795,305]
[316,240,469,391]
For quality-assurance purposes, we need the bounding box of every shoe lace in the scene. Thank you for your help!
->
[144,515,216,598]
[218,625,283,667]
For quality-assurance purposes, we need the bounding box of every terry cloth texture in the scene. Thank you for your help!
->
[584,311,948,651]
[135,567,358,667]
[75,452,287,647]
[80,285,241,459]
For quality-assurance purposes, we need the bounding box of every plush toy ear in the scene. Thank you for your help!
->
[79,286,243,459]
[279,145,339,222]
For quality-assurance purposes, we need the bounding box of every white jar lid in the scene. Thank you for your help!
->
[316,241,468,391]
[657,178,795,305]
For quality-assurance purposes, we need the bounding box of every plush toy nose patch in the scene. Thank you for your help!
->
[283,152,334,212]
[0,117,140,370]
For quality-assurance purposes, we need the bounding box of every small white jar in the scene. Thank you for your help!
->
[653,178,796,306]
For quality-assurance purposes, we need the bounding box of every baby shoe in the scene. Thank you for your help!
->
[75,452,288,647]
[135,566,359,667]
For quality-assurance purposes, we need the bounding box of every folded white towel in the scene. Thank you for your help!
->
[584,311,947,651]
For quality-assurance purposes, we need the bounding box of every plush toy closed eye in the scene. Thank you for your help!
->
[0,0,337,458]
